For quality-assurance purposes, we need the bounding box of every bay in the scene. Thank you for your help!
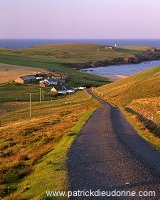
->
[81,60,160,76]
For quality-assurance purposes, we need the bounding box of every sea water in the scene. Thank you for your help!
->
[1,39,160,75]
[0,39,160,49]
[82,60,160,76]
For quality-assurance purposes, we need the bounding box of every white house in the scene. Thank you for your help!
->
[63,86,75,94]
[44,78,58,86]
[78,86,86,90]
[51,86,67,94]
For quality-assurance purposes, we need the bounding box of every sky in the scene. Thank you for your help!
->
[0,0,160,39]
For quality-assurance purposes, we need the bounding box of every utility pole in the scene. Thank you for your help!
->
[39,88,42,102]
[42,89,44,101]
[29,93,32,117]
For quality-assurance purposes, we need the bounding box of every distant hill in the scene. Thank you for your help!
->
[92,66,160,148]
[1,43,160,69]
[0,43,160,87]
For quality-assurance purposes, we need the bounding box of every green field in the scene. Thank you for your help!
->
[0,82,66,103]
[92,66,160,149]
[0,43,138,64]
[0,59,109,88]
[1,43,159,64]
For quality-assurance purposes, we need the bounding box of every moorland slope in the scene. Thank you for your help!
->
[0,91,99,199]
[92,66,160,148]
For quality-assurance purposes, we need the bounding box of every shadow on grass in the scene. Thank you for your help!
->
[125,107,160,137]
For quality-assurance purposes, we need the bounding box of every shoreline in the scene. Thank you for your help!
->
[80,59,160,82]
[95,74,128,81]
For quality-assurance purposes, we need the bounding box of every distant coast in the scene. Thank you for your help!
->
[1,39,160,49]
[66,50,160,70]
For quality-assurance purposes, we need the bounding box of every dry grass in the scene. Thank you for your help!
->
[0,91,99,199]
[119,46,152,51]
[92,66,160,148]
[128,97,160,125]
[0,63,47,83]
[125,97,160,143]
[92,66,160,107]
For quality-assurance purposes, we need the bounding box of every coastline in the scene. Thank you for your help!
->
[1,39,160,49]
[80,59,160,82]
[95,74,128,81]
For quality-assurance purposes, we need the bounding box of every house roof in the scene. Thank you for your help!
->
[64,86,73,90]
[53,86,65,91]
[39,82,48,85]
[47,77,57,82]
[19,75,36,80]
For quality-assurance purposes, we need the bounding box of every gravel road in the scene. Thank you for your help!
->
[68,90,160,200]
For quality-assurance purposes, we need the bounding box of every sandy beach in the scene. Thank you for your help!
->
[96,74,128,81]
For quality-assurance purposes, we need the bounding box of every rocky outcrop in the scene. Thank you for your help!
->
[93,57,141,67]
[63,52,160,70]
[147,47,160,52]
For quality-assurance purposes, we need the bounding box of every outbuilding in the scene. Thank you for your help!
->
[39,82,49,87]
[15,75,36,84]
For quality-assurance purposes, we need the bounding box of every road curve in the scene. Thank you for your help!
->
[68,90,160,200]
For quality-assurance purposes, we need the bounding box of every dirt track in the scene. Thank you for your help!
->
[68,90,160,199]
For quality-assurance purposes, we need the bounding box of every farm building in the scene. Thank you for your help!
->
[51,86,66,94]
[51,86,76,94]
[78,86,86,90]
[39,82,49,88]
[45,78,58,85]
[63,86,75,93]
[15,75,36,84]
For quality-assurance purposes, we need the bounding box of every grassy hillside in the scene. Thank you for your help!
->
[0,91,100,199]
[1,43,159,64]
[92,66,160,149]
[1,43,160,87]
[0,43,139,63]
